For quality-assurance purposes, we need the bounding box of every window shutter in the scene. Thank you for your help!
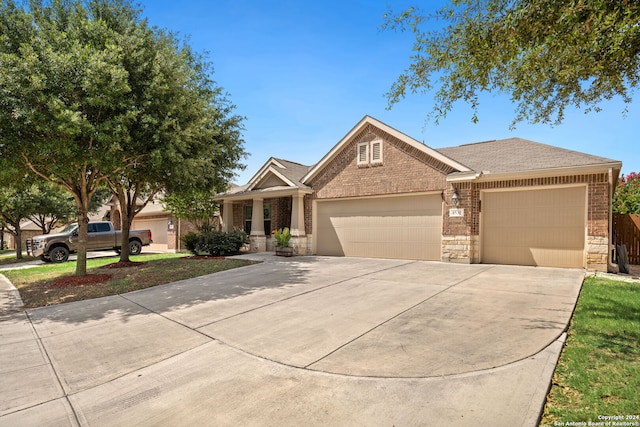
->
[371,140,382,163]
[357,143,368,165]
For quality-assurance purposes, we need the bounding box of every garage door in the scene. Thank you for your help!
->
[481,187,586,268]
[132,218,168,251]
[316,194,442,260]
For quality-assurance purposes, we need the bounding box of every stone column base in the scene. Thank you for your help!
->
[249,235,267,252]
[290,236,310,255]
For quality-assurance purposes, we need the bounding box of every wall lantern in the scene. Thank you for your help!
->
[168,219,174,231]
[451,189,460,207]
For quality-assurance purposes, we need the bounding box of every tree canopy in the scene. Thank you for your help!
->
[0,0,246,271]
[614,172,640,214]
[163,189,221,232]
[383,0,640,126]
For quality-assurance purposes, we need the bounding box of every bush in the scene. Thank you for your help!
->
[228,230,250,252]
[182,232,200,255]
[183,230,249,256]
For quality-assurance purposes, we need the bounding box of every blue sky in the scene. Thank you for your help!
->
[140,0,638,184]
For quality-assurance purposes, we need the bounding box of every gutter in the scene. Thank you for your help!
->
[445,162,623,183]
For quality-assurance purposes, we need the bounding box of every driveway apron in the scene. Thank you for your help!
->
[0,255,584,426]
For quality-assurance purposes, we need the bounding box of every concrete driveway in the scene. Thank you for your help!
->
[0,255,584,426]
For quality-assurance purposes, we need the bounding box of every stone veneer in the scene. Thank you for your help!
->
[586,236,609,271]
[441,235,480,264]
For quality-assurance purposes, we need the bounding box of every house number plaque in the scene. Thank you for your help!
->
[449,208,464,218]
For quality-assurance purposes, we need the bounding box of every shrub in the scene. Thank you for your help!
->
[185,230,249,256]
[182,232,200,255]
[227,230,250,252]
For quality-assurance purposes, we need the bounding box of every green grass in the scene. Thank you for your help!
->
[2,253,257,308]
[540,276,640,425]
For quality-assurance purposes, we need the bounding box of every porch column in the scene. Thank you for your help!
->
[290,194,306,236]
[221,200,232,232]
[250,198,265,235]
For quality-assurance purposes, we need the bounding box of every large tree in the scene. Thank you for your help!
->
[0,188,37,260]
[0,0,245,272]
[0,159,35,259]
[28,184,110,234]
[28,182,77,234]
[383,1,640,126]
[103,29,245,262]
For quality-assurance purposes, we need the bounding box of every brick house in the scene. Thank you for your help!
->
[215,116,622,271]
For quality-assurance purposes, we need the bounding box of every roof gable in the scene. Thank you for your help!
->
[301,116,470,184]
[245,157,311,191]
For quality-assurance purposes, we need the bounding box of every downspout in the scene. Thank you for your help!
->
[608,168,614,272]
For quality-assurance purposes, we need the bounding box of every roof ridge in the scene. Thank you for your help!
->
[272,157,311,168]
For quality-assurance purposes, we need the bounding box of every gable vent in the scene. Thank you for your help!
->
[371,140,382,163]
[357,142,369,165]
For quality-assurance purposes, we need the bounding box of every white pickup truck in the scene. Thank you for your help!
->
[26,221,153,263]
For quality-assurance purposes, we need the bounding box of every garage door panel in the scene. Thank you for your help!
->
[131,218,168,252]
[482,187,585,268]
[316,195,442,261]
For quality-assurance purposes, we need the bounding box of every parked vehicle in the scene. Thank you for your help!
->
[26,221,152,263]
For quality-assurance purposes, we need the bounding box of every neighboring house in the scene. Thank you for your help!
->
[108,195,208,253]
[215,115,622,271]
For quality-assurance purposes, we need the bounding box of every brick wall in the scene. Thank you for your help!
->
[310,124,450,200]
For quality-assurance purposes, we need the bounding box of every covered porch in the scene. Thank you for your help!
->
[216,187,313,255]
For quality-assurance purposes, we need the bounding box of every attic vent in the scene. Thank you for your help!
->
[371,140,383,164]
[357,140,383,166]
[357,142,369,165]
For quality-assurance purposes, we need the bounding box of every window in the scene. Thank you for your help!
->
[263,203,271,235]
[244,203,271,236]
[357,142,369,165]
[357,140,383,166]
[245,205,252,234]
[88,223,111,233]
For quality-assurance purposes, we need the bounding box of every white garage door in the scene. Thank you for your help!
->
[132,218,168,251]
[316,194,442,260]
[481,186,586,268]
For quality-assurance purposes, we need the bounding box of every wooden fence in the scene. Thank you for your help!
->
[613,214,640,265]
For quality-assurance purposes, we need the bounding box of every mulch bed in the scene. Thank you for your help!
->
[50,274,113,288]
[99,261,146,269]
[48,262,145,288]
[183,255,226,260]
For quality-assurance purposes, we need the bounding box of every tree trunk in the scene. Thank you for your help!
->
[119,212,131,262]
[14,227,22,260]
[75,210,89,276]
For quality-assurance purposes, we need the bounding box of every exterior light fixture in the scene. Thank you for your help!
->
[452,189,460,207]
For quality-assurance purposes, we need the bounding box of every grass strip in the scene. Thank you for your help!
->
[540,276,640,426]
[2,253,256,308]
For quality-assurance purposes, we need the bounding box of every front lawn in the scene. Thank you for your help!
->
[540,276,640,426]
[2,253,256,308]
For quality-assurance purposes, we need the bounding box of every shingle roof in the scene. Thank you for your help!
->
[437,138,619,174]
[271,158,313,188]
